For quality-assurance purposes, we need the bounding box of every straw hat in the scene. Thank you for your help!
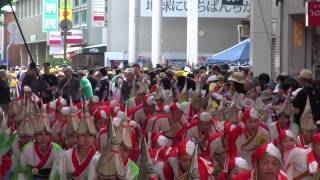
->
[299,69,313,80]
[228,72,245,84]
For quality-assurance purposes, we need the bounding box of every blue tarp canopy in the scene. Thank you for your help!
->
[208,38,250,65]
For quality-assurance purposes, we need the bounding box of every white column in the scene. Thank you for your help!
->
[152,0,162,68]
[187,0,198,67]
[128,0,138,65]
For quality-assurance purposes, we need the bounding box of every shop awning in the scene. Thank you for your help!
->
[81,44,107,55]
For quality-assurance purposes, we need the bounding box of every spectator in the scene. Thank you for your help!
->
[292,69,317,127]
[87,69,98,92]
[0,70,11,112]
[58,66,80,103]
[95,67,110,101]
[41,62,59,103]
[21,65,41,96]
[77,70,93,101]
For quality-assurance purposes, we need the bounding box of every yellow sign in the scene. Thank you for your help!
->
[294,18,304,48]
[59,0,73,22]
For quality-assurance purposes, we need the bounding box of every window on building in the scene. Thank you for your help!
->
[39,0,43,14]
[81,0,87,5]
[75,0,80,7]
[81,10,87,26]
[74,11,80,27]
[31,0,35,17]
[28,0,32,17]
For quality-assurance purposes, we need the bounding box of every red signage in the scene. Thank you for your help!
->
[306,1,320,27]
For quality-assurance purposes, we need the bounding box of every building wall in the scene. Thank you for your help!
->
[279,0,313,75]
[108,0,242,59]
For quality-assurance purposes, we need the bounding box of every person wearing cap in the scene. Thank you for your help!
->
[298,96,318,146]
[269,93,299,142]
[178,112,220,154]
[133,94,157,128]
[148,102,189,141]
[93,108,109,131]
[52,106,70,143]
[228,108,270,167]
[77,70,93,101]
[57,106,99,180]
[203,122,236,172]
[127,78,149,109]
[233,143,288,180]
[306,133,320,178]
[218,157,250,180]
[165,140,215,179]
[293,69,316,127]
[10,100,35,165]
[63,103,80,150]
[58,66,80,103]
[279,129,310,180]
[120,68,136,103]
[19,103,62,179]
[97,110,137,152]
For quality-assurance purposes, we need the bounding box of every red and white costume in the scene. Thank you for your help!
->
[269,120,299,142]
[165,140,215,180]
[182,112,220,154]
[57,147,98,180]
[228,108,270,167]
[233,143,288,180]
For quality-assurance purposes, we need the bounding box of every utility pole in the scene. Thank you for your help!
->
[63,0,67,66]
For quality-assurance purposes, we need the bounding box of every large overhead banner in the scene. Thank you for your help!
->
[140,0,251,18]
[43,0,59,32]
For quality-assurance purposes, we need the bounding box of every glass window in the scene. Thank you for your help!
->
[31,0,35,16]
[75,0,80,7]
[81,10,87,25]
[81,0,87,5]
[74,11,80,26]
[28,0,32,17]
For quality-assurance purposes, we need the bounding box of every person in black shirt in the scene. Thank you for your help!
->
[87,69,98,93]
[57,66,80,103]
[95,67,110,101]
[292,69,316,127]
[0,70,11,112]
[41,63,59,103]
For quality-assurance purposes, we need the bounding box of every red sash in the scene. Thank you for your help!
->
[276,121,290,136]
[71,148,96,177]
[34,143,53,169]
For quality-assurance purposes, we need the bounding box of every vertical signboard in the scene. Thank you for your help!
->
[294,18,304,48]
[43,0,59,32]
[59,0,73,22]
[306,1,320,27]
[92,0,105,27]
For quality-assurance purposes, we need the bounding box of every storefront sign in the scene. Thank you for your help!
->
[49,29,83,45]
[59,0,73,23]
[82,45,106,54]
[43,0,59,32]
[92,0,105,27]
[306,1,320,27]
[294,18,304,48]
[140,0,250,18]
